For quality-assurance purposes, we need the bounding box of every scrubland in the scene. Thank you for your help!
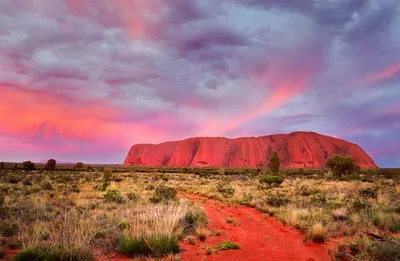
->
[0,163,399,260]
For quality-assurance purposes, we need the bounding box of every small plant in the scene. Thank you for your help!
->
[40,181,53,190]
[44,159,56,171]
[306,223,327,242]
[119,235,180,257]
[22,161,35,171]
[216,184,235,198]
[118,221,130,230]
[104,189,124,203]
[126,192,140,202]
[259,175,284,186]
[22,179,32,186]
[75,162,84,169]
[226,216,234,224]
[216,241,240,250]
[150,185,177,203]
[359,187,378,199]
[0,162,4,169]
[350,199,371,212]
[195,227,209,241]
[264,190,290,207]
[1,222,18,237]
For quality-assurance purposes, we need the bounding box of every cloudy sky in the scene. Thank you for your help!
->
[0,0,399,166]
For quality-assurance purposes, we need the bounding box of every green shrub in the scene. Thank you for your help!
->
[22,161,35,171]
[104,189,124,203]
[126,192,140,202]
[259,176,284,186]
[41,181,53,190]
[184,208,208,233]
[150,185,177,203]
[44,159,56,171]
[119,235,179,257]
[1,222,18,237]
[359,187,378,199]
[0,162,4,169]
[22,179,32,186]
[265,190,289,207]
[350,199,372,212]
[13,248,94,261]
[216,241,240,250]
[74,162,84,169]
[326,155,358,178]
[216,184,235,198]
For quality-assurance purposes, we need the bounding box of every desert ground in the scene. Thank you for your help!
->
[0,163,399,261]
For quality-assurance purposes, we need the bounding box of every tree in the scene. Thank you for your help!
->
[22,161,35,171]
[75,162,84,169]
[45,159,56,171]
[326,154,357,178]
[269,151,280,175]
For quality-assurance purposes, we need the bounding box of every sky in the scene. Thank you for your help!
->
[0,0,399,167]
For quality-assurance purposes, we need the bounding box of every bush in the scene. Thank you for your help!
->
[306,223,327,242]
[1,222,18,237]
[359,187,378,199]
[265,190,290,207]
[150,185,177,203]
[0,194,4,207]
[259,176,284,186]
[326,155,358,178]
[41,181,53,190]
[119,235,180,257]
[13,248,94,261]
[0,246,5,258]
[216,241,240,250]
[22,161,35,171]
[104,189,124,203]
[126,192,140,202]
[44,159,56,171]
[269,151,280,175]
[184,208,208,233]
[0,162,4,169]
[216,184,235,198]
[350,199,372,212]
[74,162,84,169]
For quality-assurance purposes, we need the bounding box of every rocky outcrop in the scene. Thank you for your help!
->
[124,132,377,168]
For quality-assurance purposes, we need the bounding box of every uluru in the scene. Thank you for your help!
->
[124,131,377,169]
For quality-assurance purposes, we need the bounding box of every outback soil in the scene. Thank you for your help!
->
[179,195,331,261]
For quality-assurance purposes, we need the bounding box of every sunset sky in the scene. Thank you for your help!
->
[0,0,399,167]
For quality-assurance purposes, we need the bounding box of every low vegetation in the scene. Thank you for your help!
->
[0,157,398,260]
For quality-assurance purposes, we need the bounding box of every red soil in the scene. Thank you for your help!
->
[180,195,331,261]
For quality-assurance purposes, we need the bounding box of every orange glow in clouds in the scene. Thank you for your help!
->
[0,86,161,145]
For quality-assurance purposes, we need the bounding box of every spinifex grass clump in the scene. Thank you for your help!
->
[150,185,177,203]
[216,241,240,250]
[13,208,107,261]
[118,201,189,257]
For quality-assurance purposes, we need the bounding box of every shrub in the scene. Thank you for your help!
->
[306,223,327,242]
[350,199,372,212]
[104,189,124,203]
[101,169,112,191]
[259,176,284,186]
[23,179,32,186]
[126,192,140,202]
[359,187,378,199]
[41,181,53,190]
[44,159,56,171]
[13,248,94,261]
[269,151,280,175]
[264,190,290,207]
[216,241,240,250]
[184,207,208,233]
[1,222,18,237]
[22,161,35,171]
[326,154,358,178]
[195,227,209,241]
[0,194,4,207]
[74,162,84,169]
[0,162,4,169]
[216,184,235,198]
[119,235,180,257]
[150,185,177,203]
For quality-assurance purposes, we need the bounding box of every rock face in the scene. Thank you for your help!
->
[124,132,377,168]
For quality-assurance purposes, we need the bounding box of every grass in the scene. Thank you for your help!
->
[195,227,209,241]
[0,165,399,260]
[216,241,240,250]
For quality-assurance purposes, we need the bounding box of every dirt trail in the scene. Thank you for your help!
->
[180,195,331,261]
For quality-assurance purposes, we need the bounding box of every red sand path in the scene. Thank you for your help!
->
[180,195,331,261]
